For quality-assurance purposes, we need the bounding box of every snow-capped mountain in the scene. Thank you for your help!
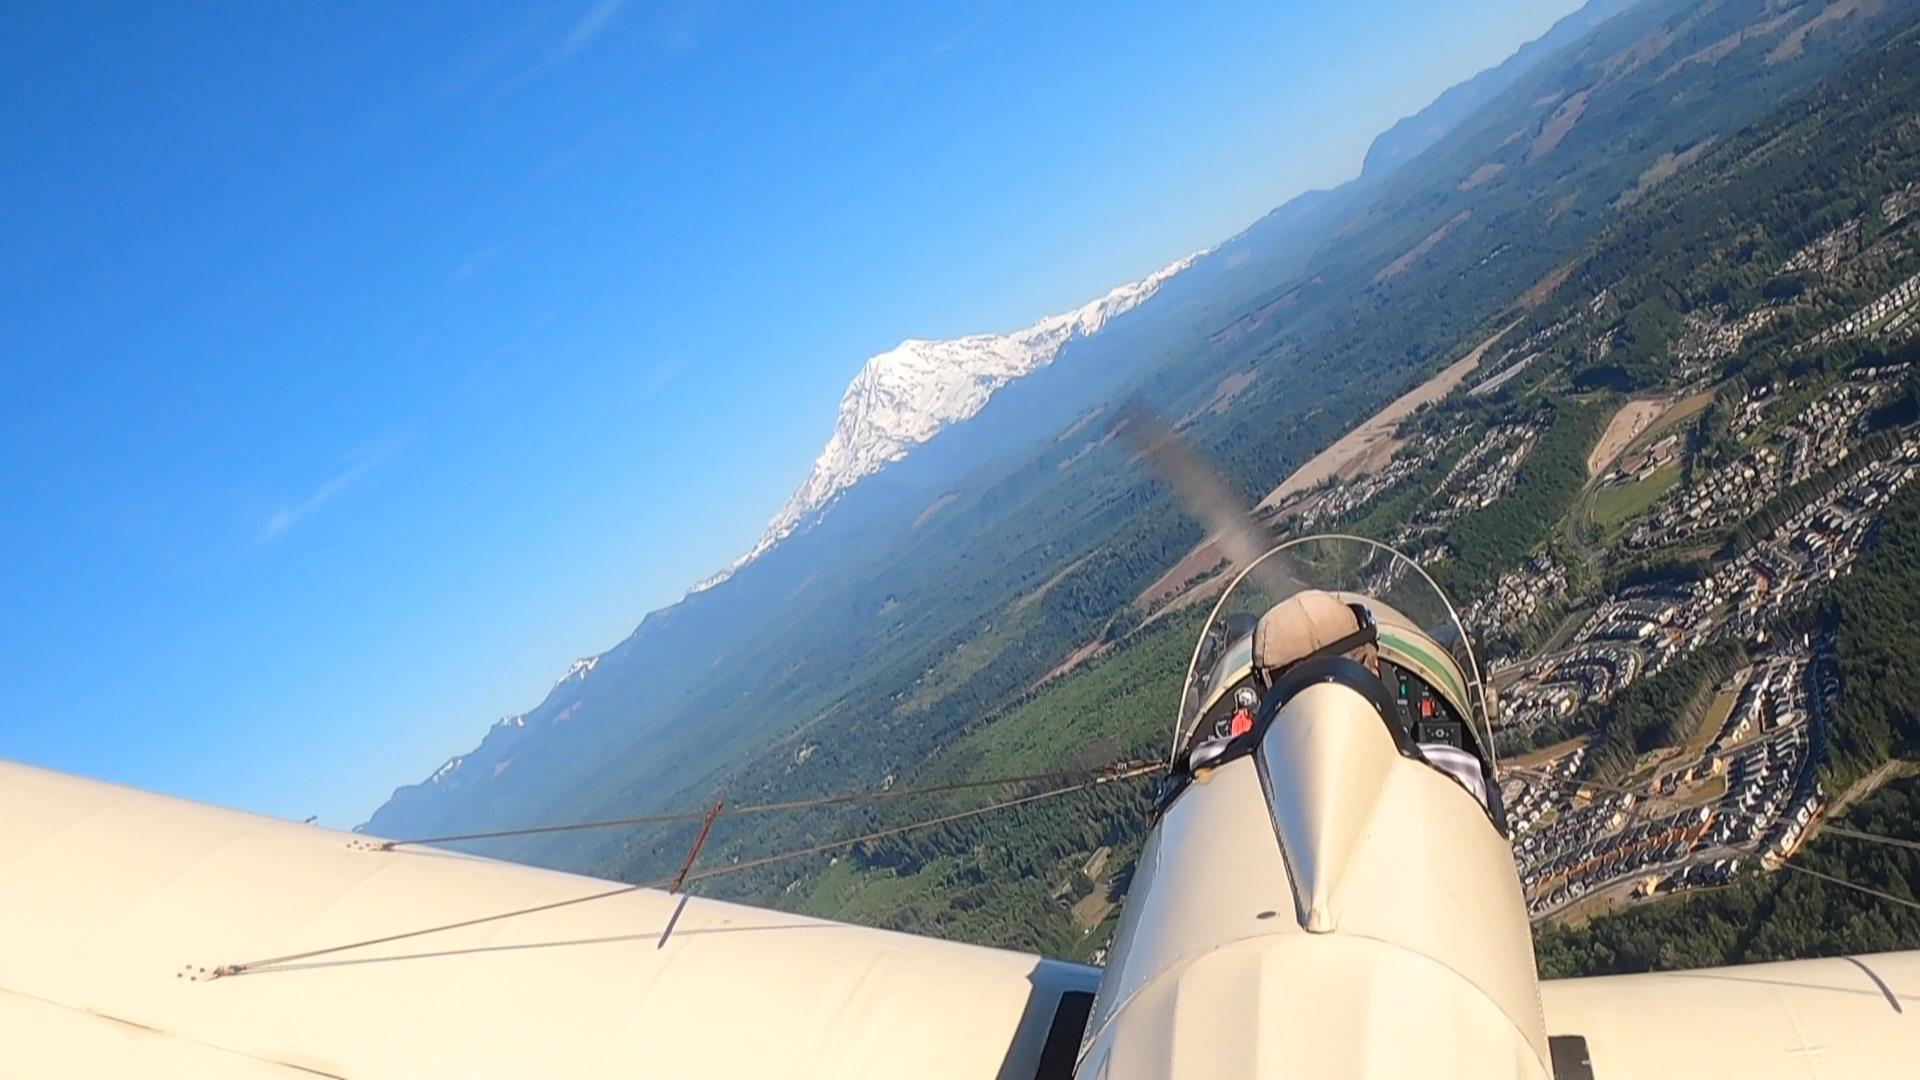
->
[363,0,1660,846]
[691,251,1200,593]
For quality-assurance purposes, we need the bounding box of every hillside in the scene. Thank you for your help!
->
[360,1,1920,975]
[1358,0,1642,179]
[752,3,1920,959]
[360,0,1666,847]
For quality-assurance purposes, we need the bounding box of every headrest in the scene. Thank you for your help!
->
[1253,589,1375,672]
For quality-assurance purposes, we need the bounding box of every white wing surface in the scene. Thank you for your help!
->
[1540,952,1920,1078]
[0,761,1097,1079]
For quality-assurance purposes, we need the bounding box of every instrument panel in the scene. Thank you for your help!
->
[1192,651,1465,751]
[1206,679,1261,742]
[1382,658,1463,749]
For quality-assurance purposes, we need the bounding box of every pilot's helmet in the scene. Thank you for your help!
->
[1252,589,1378,675]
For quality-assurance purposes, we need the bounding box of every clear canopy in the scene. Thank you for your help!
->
[1173,534,1494,767]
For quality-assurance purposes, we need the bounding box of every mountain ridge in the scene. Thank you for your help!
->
[694,0,1645,595]
[1360,0,1641,179]
[361,0,1656,831]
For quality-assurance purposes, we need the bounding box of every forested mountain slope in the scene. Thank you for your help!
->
[359,0,1650,848]
[745,7,1920,957]
[361,0,1918,920]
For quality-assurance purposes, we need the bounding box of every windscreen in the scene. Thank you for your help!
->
[1174,534,1492,763]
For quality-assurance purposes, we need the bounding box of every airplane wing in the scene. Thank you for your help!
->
[0,761,1099,1079]
[1540,952,1920,1078]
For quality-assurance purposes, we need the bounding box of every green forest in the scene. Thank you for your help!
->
[1437,400,1611,595]
[669,8,1920,966]
[1823,481,1920,788]
[370,2,1920,980]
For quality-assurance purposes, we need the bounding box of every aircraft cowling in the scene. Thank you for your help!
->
[1078,681,1550,1078]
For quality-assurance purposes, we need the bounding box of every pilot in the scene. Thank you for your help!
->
[1251,589,1379,679]
[1255,589,1491,809]
[1187,590,1381,775]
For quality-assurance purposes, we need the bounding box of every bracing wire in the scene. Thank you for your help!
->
[216,759,1164,977]
[1775,860,1920,912]
[1819,824,1920,855]
[376,759,1167,850]
[209,749,1920,978]
[1501,763,1920,912]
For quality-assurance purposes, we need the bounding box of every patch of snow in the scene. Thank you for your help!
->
[555,656,598,687]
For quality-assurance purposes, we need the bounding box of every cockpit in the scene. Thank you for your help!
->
[1167,537,1505,831]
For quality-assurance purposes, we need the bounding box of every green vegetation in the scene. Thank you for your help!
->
[774,613,1201,956]
[1590,463,1680,536]
[361,1,1920,978]
[1824,481,1920,789]
[1684,394,1742,489]
[1589,641,1746,782]
[1338,433,1475,540]
[1518,640,1746,779]
[1535,773,1920,978]
[1603,548,1715,595]
[1437,400,1610,595]
[1723,429,1905,556]
[920,611,1200,783]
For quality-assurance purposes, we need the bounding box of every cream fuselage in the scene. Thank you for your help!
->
[1078,681,1550,1079]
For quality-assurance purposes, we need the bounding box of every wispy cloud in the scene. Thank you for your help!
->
[439,0,629,102]
[853,6,996,99]
[645,357,686,397]
[662,0,710,55]
[851,55,909,99]
[558,0,626,61]
[929,6,995,61]
[436,11,549,102]
[260,438,403,541]
[449,244,505,288]
[928,35,965,60]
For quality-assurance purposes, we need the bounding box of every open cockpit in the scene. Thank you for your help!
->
[1165,536,1505,831]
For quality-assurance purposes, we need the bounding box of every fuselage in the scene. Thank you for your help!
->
[1077,679,1551,1078]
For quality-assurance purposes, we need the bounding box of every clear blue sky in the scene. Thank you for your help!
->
[0,1,1580,826]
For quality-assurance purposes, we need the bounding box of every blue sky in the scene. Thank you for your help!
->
[0,0,1580,826]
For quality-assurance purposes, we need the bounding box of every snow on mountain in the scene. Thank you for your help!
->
[379,257,1201,821]
[690,251,1201,593]
[424,717,531,790]
[555,656,598,687]
[686,567,734,594]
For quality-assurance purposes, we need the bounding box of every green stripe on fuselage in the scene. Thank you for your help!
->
[1378,630,1469,713]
